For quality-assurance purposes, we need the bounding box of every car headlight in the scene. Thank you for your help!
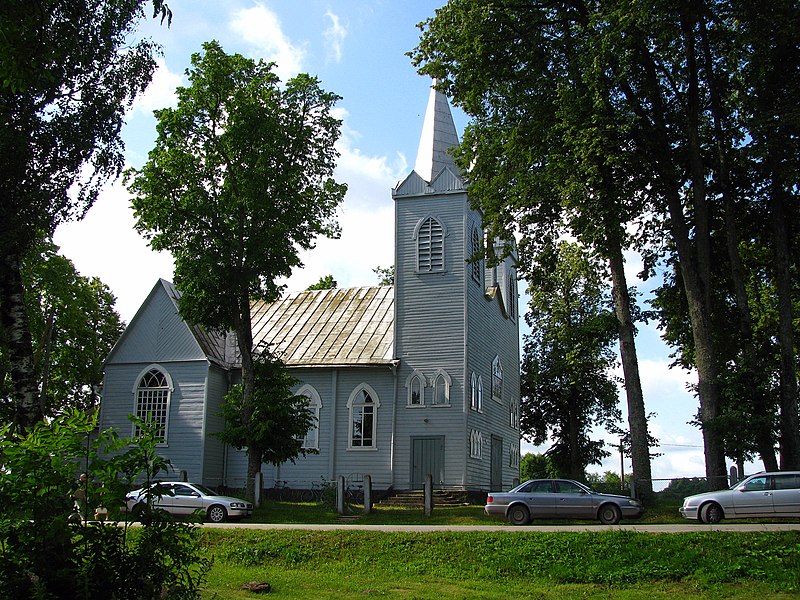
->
[229,502,245,508]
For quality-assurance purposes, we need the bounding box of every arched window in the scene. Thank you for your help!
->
[133,365,172,442]
[470,227,483,283]
[348,384,381,449]
[297,385,322,450]
[406,370,426,407]
[415,216,445,272]
[470,429,483,459]
[432,369,451,406]
[510,398,519,430]
[491,356,503,401]
[470,372,484,412]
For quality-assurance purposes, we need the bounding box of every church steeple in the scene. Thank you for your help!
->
[413,80,460,183]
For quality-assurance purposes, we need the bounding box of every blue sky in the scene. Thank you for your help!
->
[53,0,726,485]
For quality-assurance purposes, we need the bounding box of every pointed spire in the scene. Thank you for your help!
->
[413,79,460,183]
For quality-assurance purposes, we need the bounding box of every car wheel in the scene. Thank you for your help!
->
[507,504,531,526]
[598,503,622,525]
[207,505,227,523]
[131,502,146,520]
[700,502,723,524]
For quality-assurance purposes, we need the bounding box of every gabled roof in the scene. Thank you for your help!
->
[251,286,395,367]
[159,280,232,367]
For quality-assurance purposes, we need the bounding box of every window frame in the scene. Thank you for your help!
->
[431,369,452,407]
[469,429,483,459]
[414,216,446,273]
[405,370,426,408]
[296,384,322,451]
[131,364,173,445]
[491,356,503,401]
[470,226,483,284]
[347,384,381,450]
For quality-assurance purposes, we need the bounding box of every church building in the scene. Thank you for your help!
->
[99,84,521,493]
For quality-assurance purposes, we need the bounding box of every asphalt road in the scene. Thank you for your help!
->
[200,522,800,532]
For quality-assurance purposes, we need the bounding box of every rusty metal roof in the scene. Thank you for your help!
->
[251,286,395,367]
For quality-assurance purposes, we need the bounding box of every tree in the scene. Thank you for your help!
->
[0,240,124,422]
[413,0,800,486]
[307,275,337,290]
[520,242,621,480]
[372,265,395,286]
[520,453,554,481]
[127,41,347,498]
[0,0,169,430]
[216,351,315,474]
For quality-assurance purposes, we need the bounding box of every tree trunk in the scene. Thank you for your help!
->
[698,16,779,471]
[770,181,800,469]
[0,252,42,430]
[606,240,654,502]
[235,292,259,500]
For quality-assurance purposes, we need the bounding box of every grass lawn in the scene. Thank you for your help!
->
[194,502,800,599]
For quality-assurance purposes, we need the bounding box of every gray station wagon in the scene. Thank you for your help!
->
[485,478,644,525]
[680,471,800,523]
[126,481,253,523]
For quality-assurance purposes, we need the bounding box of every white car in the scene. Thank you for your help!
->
[680,471,800,523]
[126,481,253,523]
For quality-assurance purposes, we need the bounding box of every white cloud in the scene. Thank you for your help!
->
[229,3,306,80]
[323,10,347,63]
[129,57,184,117]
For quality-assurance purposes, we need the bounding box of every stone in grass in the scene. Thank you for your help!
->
[240,581,272,593]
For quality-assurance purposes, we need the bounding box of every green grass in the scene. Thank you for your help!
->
[197,529,800,599]
[246,497,687,526]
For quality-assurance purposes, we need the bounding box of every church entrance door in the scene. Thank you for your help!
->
[411,436,444,490]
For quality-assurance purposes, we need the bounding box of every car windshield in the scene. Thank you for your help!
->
[190,484,218,496]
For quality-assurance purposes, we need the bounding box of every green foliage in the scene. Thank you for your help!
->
[372,265,395,286]
[0,240,124,420]
[658,477,714,501]
[216,352,315,468]
[520,453,557,481]
[521,242,621,478]
[0,411,210,599]
[127,40,347,331]
[0,0,168,429]
[306,275,337,290]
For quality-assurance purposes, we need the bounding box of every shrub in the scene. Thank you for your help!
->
[0,411,210,599]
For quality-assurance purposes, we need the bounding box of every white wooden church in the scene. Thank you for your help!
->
[99,84,521,493]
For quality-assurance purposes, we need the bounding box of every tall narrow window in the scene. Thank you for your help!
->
[470,372,478,410]
[406,370,426,407]
[416,216,445,272]
[507,274,516,319]
[348,385,380,449]
[470,227,483,283]
[297,385,322,450]
[477,375,483,411]
[491,356,503,401]
[432,369,451,406]
[134,366,171,442]
[470,429,483,459]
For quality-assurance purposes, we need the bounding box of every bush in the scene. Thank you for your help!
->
[0,411,211,599]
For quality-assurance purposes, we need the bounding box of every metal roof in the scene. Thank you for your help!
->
[413,79,460,183]
[251,286,395,367]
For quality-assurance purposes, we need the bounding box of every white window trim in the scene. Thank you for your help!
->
[431,369,452,407]
[297,384,322,451]
[469,429,483,459]
[405,370,427,408]
[470,227,483,284]
[491,355,503,402]
[413,215,447,273]
[347,383,381,451]
[131,364,173,446]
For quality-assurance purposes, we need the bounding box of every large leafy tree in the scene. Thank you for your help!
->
[521,242,621,480]
[0,240,124,421]
[412,0,654,499]
[0,0,169,430]
[414,0,800,485]
[128,41,347,497]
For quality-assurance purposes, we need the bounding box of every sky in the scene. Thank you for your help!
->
[52,0,731,487]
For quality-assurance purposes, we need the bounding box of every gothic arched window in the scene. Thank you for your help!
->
[416,216,445,272]
[133,366,172,442]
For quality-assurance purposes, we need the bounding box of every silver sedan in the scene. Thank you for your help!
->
[125,481,253,523]
[485,478,644,525]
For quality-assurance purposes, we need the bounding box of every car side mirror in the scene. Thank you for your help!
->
[191,492,201,497]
